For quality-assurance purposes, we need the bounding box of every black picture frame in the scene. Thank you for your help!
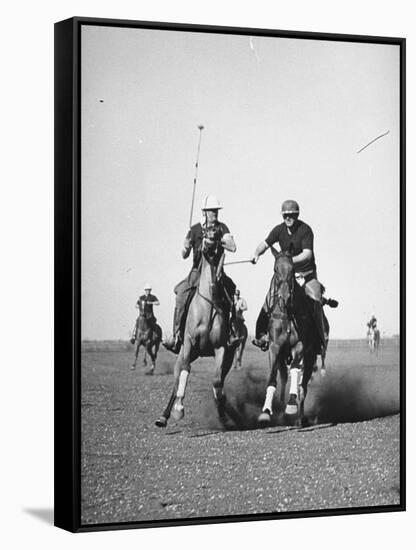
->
[54,16,406,533]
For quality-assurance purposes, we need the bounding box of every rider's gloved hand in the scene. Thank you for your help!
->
[327,299,338,308]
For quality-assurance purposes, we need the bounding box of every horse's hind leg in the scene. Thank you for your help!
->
[298,350,316,426]
[284,342,303,417]
[213,347,234,417]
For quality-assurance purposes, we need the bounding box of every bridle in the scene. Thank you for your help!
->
[269,252,295,319]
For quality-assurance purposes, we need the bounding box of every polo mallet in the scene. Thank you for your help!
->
[189,125,204,228]
[224,259,255,266]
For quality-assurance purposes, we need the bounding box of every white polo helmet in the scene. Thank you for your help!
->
[201,195,222,211]
[144,283,152,290]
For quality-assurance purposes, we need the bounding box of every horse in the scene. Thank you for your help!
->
[131,315,162,375]
[155,230,236,427]
[257,248,321,427]
[232,318,248,370]
[367,326,380,354]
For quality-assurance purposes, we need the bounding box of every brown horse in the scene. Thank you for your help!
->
[232,319,248,370]
[257,248,320,427]
[131,315,162,375]
[155,232,235,427]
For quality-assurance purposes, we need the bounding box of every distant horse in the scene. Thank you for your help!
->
[155,229,235,427]
[232,318,248,370]
[257,249,322,427]
[368,326,380,354]
[131,315,162,374]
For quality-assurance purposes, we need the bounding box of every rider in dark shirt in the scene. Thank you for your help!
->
[130,285,160,343]
[251,199,337,352]
[163,195,238,353]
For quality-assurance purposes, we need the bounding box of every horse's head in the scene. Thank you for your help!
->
[201,225,223,265]
[270,247,294,310]
[137,314,151,334]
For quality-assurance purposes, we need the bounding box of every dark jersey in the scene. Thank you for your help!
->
[186,222,230,269]
[137,294,159,317]
[265,220,316,273]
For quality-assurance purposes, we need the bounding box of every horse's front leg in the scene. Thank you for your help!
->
[212,346,234,417]
[131,342,141,370]
[155,349,183,427]
[171,337,195,421]
[145,345,155,375]
[257,344,281,426]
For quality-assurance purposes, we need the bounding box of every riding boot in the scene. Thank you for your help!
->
[163,307,182,354]
[252,307,270,351]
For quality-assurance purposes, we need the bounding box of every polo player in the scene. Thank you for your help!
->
[251,199,338,353]
[367,314,377,330]
[163,194,239,353]
[234,289,248,332]
[130,284,160,344]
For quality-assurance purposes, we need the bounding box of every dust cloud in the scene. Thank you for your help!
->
[203,361,400,431]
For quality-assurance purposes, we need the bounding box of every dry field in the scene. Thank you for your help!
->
[81,340,401,526]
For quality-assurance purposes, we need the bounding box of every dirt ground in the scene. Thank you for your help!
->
[81,342,401,526]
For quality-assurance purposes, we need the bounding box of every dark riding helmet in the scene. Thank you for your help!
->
[281,200,300,215]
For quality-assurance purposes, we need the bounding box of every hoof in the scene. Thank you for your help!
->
[155,416,167,428]
[285,404,298,415]
[145,369,154,376]
[258,410,271,426]
[130,365,136,371]
[172,403,184,421]
[285,394,298,415]
[321,368,326,378]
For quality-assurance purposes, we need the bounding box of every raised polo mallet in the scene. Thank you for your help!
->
[189,125,204,228]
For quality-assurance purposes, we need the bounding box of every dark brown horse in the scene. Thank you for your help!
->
[131,315,162,375]
[257,248,321,427]
[155,230,235,427]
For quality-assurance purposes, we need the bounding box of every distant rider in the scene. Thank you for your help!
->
[234,289,248,331]
[367,314,377,334]
[130,284,160,344]
[163,195,239,353]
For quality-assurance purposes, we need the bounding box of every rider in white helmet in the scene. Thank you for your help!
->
[367,313,377,331]
[130,284,160,344]
[251,199,337,353]
[163,194,238,353]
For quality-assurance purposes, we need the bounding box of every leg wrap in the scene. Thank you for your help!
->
[176,370,189,399]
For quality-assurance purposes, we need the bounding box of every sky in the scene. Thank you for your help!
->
[81,24,400,340]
